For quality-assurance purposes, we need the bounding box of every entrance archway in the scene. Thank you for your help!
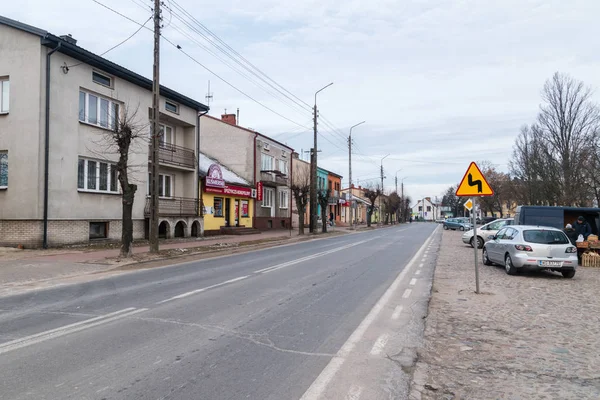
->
[158,221,170,239]
[191,220,201,237]
[174,220,187,238]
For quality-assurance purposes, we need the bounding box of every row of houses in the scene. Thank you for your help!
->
[0,15,353,247]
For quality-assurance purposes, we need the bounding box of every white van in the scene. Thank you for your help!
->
[461,218,514,248]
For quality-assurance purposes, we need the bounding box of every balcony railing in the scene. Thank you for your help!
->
[144,197,198,217]
[149,143,196,169]
[260,170,289,186]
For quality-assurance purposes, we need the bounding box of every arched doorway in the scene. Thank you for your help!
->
[158,220,170,239]
[174,220,187,238]
[191,220,201,237]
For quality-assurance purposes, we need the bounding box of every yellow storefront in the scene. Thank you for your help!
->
[200,163,255,235]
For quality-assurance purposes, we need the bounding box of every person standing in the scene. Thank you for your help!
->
[564,223,578,245]
[574,216,592,240]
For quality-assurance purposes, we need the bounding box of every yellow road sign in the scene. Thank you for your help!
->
[456,162,494,197]
[464,199,473,210]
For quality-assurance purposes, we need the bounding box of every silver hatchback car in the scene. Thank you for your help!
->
[482,225,578,278]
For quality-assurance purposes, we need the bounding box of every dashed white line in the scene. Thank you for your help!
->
[415,269,421,275]
[391,305,404,320]
[345,385,363,400]
[370,334,389,356]
[157,276,249,304]
[418,263,424,268]
[410,278,417,286]
[402,288,412,299]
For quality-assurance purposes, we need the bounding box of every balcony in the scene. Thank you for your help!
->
[144,197,198,217]
[149,143,196,169]
[260,170,289,186]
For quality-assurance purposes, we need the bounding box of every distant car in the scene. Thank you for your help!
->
[462,218,514,248]
[443,218,472,231]
[482,225,578,278]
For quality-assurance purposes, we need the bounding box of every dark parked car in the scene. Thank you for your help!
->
[443,218,472,231]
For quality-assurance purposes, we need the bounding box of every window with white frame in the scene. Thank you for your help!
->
[159,124,174,147]
[147,173,173,198]
[279,189,289,209]
[79,90,120,129]
[278,159,287,175]
[0,78,9,113]
[262,187,274,207]
[261,153,273,171]
[0,151,7,188]
[78,158,118,193]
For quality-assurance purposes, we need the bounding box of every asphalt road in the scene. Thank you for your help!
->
[0,223,439,400]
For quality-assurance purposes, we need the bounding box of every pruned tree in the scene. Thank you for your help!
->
[363,185,381,227]
[291,166,310,235]
[477,161,511,217]
[384,192,402,224]
[403,195,412,221]
[317,188,331,233]
[441,185,462,217]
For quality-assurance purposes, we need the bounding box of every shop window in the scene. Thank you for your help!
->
[214,197,224,217]
[241,200,249,217]
[89,222,108,239]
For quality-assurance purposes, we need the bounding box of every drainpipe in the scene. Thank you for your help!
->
[253,133,258,229]
[43,41,62,249]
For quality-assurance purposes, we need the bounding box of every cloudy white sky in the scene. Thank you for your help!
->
[4,0,600,202]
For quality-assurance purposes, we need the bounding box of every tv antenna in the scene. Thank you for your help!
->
[205,80,214,107]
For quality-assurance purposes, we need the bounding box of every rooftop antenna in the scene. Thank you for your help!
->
[205,80,213,108]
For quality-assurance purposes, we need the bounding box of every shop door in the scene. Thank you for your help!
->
[225,198,231,226]
[235,200,240,227]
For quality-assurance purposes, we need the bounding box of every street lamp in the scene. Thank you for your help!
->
[348,120,365,229]
[379,154,390,225]
[310,82,333,233]
[395,169,402,193]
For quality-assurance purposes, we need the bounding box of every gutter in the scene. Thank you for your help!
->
[42,41,62,249]
[253,133,258,229]
[197,110,208,224]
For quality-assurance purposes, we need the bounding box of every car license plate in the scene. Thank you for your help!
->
[538,260,562,267]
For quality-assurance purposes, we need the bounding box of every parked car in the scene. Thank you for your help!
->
[482,225,578,278]
[462,218,514,248]
[443,218,472,231]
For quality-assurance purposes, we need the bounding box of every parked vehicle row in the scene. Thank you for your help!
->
[462,218,514,249]
[443,217,472,231]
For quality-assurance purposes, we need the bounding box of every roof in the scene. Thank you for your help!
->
[511,225,563,231]
[198,153,251,186]
[203,115,293,151]
[0,15,209,112]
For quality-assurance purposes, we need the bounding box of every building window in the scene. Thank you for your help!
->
[165,100,179,114]
[279,189,289,209]
[79,91,120,129]
[278,159,287,175]
[427,206,432,212]
[214,197,224,217]
[159,124,174,146]
[261,154,273,171]
[241,200,249,217]
[89,222,108,239]
[0,151,7,188]
[78,158,119,193]
[92,71,112,87]
[0,78,9,113]
[147,173,173,198]
[418,206,423,211]
[262,187,274,207]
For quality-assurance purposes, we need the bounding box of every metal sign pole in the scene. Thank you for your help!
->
[472,196,480,294]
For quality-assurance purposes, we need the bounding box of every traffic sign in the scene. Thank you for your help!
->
[464,199,473,211]
[456,162,494,197]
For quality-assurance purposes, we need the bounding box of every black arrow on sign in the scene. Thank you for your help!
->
[468,173,482,193]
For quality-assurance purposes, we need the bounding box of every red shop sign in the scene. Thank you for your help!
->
[257,182,263,201]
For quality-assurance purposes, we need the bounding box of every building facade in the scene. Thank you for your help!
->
[341,185,378,225]
[411,197,439,221]
[327,172,342,223]
[0,16,207,247]
[199,114,293,231]
[291,153,310,229]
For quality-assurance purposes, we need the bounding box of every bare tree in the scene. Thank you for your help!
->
[317,188,331,233]
[441,185,462,217]
[363,185,381,227]
[291,167,310,235]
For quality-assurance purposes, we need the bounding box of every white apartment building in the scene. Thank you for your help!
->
[0,16,208,247]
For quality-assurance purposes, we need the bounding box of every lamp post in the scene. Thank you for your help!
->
[379,154,390,225]
[348,121,365,229]
[310,82,333,233]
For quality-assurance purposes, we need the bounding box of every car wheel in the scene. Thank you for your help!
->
[505,254,517,275]
[471,236,484,249]
[443,225,448,230]
[459,226,465,231]
[561,270,576,279]
[483,248,492,265]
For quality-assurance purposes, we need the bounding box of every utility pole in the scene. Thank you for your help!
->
[310,83,333,233]
[379,154,389,225]
[401,180,404,222]
[348,121,365,229]
[205,80,213,108]
[149,0,161,253]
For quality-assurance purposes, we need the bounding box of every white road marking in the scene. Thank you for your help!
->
[422,255,427,260]
[345,385,363,400]
[255,239,373,274]
[402,289,413,299]
[157,276,249,304]
[410,278,417,286]
[299,227,438,400]
[0,308,147,355]
[418,263,424,268]
[415,269,421,275]
[370,334,389,355]
[391,305,404,320]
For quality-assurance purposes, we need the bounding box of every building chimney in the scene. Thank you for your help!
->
[59,34,77,45]
[351,184,355,188]
[221,113,236,125]
[425,197,431,202]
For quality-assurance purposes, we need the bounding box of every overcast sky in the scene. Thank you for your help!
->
[4,0,600,202]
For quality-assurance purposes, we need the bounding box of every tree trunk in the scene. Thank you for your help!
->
[120,183,137,258]
[367,209,372,227]
[321,206,328,233]
[298,209,305,235]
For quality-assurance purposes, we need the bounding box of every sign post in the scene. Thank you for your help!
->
[456,162,494,294]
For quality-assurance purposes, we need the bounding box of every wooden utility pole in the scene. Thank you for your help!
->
[348,135,352,228]
[149,0,161,253]
[310,104,318,233]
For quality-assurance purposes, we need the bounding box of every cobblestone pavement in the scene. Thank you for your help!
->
[411,230,600,400]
